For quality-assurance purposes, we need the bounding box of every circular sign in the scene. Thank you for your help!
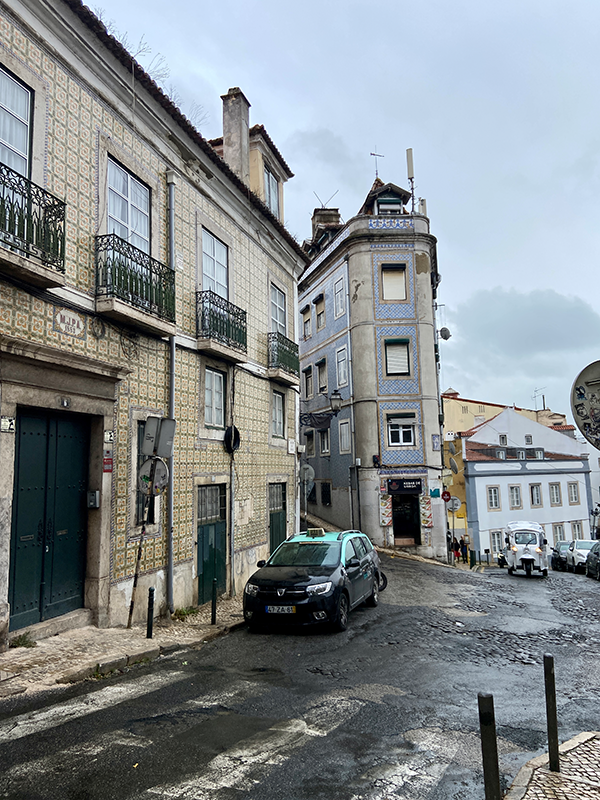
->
[300,464,315,483]
[571,361,600,449]
[448,496,461,512]
[138,457,169,496]
[442,490,451,502]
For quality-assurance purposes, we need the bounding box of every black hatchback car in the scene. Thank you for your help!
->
[551,540,571,571]
[243,529,381,632]
[585,541,600,580]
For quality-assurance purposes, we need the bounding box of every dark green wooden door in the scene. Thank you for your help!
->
[9,410,89,630]
[269,482,287,553]
[197,485,227,605]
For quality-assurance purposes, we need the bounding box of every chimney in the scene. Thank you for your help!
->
[221,87,251,184]
[311,207,341,241]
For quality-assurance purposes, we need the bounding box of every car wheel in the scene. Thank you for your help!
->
[596,567,600,582]
[334,593,349,632]
[586,563,592,578]
[377,571,388,592]
[366,579,379,607]
[525,561,532,578]
[507,567,513,575]
[542,569,548,577]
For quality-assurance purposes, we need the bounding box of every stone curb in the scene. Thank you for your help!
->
[53,620,247,685]
[504,732,600,799]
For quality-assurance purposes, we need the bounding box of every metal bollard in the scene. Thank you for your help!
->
[146,587,155,639]
[478,693,502,800]
[544,654,560,772]
[211,577,217,625]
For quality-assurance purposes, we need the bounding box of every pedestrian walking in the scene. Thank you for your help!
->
[452,537,460,564]
[460,536,468,564]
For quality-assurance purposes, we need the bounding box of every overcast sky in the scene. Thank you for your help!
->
[95,0,600,422]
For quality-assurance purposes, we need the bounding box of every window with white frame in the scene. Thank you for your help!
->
[509,485,522,509]
[517,449,525,460]
[336,348,348,387]
[530,484,542,507]
[334,278,345,317]
[553,523,565,541]
[572,521,583,539]
[534,449,544,459]
[303,309,311,339]
[499,434,507,446]
[264,164,279,218]
[205,368,224,427]
[272,390,284,438]
[319,428,330,455]
[0,67,30,176]
[381,264,406,301]
[270,284,286,335]
[315,297,325,330]
[385,340,410,376]
[305,430,315,457]
[303,367,313,399]
[549,483,562,506]
[387,416,415,447]
[317,360,327,394]
[339,420,351,453]
[490,530,502,554]
[202,229,228,298]
[108,158,150,253]
[525,434,533,445]
[487,486,500,510]
[568,482,580,504]
[496,449,506,460]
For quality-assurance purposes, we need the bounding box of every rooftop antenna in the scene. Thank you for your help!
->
[313,189,339,208]
[370,149,385,179]
[532,386,547,410]
[406,148,415,213]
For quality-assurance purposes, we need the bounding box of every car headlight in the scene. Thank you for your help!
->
[306,581,332,595]
[245,583,259,596]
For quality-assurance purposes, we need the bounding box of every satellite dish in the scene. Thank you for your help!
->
[449,441,456,455]
[449,457,459,474]
[300,464,315,483]
[439,327,451,341]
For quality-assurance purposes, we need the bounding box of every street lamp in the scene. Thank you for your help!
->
[329,389,343,415]
[300,390,344,428]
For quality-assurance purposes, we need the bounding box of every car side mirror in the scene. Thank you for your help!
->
[543,539,548,546]
[347,557,360,569]
[257,560,266,568]
[505,537,510,545]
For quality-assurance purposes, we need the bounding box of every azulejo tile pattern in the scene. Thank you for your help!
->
[376,325,419,395]
[372,245,415,321]
[379,401,424,466]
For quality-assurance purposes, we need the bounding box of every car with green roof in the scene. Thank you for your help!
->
[243,529,381,632]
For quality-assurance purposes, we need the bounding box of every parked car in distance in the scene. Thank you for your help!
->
[551,541,571,571]
[565,539,596,573]
[243,529,381,632]
[585,541,600,580]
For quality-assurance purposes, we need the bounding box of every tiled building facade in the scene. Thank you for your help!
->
[298,180,447,559]
[0,0,307,650]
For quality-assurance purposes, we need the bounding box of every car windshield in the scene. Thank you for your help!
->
[268,541,341,567]
[514,532,538,545]
[576,541,595,550]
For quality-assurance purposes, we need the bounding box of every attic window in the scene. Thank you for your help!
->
[377,198,403,215]
[264,164,279,219]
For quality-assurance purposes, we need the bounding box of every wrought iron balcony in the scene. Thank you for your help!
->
[196,290,247,354]
[0,162,65,270]
[268,331,299,376]
[95,234,175,322]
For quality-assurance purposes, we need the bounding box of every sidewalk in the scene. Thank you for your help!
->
[505,732,600,800]
[0,594,245,697]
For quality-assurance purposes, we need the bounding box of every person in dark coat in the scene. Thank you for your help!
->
[452,537,460,563]
[460,536,468,563]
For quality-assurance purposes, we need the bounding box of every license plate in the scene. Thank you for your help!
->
[265,605,296,614]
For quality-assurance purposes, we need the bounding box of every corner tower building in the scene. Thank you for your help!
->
[299,178,446,558]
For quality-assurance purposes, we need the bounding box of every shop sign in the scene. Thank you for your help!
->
[387,478,423,494]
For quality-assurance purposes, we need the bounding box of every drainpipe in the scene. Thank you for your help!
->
[344,256,359,531]
[166,170,177,615]
[229,368,237,596]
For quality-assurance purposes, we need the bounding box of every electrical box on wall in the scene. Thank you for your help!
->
[87,491,100,509]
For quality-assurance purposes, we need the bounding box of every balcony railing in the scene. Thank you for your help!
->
[0,162,65,270]
[95,234,175,322]
[196,290,247,353]
[268,331,299,376]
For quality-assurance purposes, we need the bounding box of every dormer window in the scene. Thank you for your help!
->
[525,434,533,445]
[499,434,507,446]
[264,164,279,218]
[376,200,403,215]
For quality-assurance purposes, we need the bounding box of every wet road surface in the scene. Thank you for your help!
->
[1,555,599,799]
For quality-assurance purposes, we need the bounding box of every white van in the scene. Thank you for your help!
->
[504,521,548,578]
